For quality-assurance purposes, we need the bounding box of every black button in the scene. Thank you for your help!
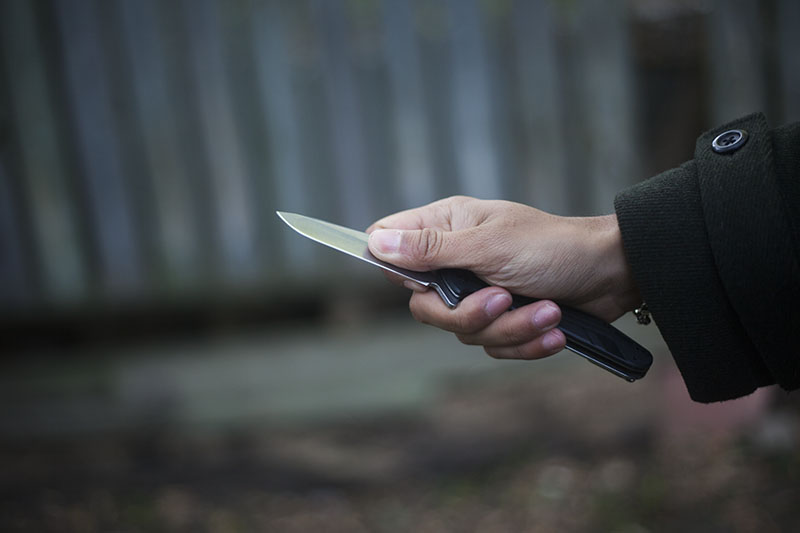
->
[712,129,748,153]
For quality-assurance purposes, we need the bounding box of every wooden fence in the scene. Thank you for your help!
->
[0,0,797,313]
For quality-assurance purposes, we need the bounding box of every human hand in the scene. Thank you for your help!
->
[367,196,641,360]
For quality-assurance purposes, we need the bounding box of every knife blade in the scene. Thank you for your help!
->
[277,211,653,382]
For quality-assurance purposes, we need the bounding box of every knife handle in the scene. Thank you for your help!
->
[431,268,653,382]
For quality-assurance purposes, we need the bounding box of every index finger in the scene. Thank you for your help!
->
[366,198,459,233]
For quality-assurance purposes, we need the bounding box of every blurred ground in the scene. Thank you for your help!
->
[1,310,798,532]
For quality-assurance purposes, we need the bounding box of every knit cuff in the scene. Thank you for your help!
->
[615,162,772,402]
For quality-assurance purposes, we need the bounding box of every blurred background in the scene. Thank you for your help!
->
[1,0,798,531]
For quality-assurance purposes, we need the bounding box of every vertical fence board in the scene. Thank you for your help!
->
[1,0,86,302]
[221,1,280,273]
[512,0,568,213]
[777,0,800,123]
[288,15,338,229]
[446,0,501,200]
[353,7,396,223]
[417,2,459,200]
[54,0,143,295]
[382,0,435,209]
[312,0,372,230]
[482,4,518,204]
[250,0,314,269]
[116,0,201,288]
[181,0,258,281]
[0,157,31,306]
[572,0,637,214]
[708,0,766,124]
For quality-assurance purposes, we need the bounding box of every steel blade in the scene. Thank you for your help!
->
[276,211,439,286]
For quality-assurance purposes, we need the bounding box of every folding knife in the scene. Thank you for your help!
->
[278,211,653,382]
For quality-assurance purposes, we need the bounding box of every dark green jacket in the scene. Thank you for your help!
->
[615,113,799,403]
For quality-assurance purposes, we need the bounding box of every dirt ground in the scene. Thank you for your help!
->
[2,358,798,533]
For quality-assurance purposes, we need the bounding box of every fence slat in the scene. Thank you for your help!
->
[564,0,637,214]
[708,0,766,124]
[446,0,501,200]
[116,0,201,288]
[250,0,314,269]
[382,0,435,209]
[512,0,568,213]
[777,0,800,123]
[54,0,143,295]
[181,0,258,281]
[1,0,86,302]
[312,0,373,229]
[0,157,31,306]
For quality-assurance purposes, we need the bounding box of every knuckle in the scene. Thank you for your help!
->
[508,307,548,344]
[436,195,467,207]
[416,227,443,266]
[451,307,484,335]
[446,195,468,206]
[450,312,470,334]
[512,344,534,360]
[496,318,523,345]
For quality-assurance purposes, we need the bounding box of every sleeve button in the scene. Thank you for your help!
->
[712,129,748,154]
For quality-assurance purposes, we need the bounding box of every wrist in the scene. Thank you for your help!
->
[601,214,642,314]
[583,214,642,321]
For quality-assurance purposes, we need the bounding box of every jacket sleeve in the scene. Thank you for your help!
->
[614,113,800,403]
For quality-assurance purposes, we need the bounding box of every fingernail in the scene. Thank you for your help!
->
[533,302,560,329]
[370,229,401,254]
[542,329,565,352]
[485,293,511,317]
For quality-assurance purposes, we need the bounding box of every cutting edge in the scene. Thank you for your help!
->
[276,211,440,289]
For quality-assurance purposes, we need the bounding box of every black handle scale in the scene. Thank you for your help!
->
[433,269,653,382]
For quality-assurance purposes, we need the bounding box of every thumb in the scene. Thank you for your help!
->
[368,228,465,271]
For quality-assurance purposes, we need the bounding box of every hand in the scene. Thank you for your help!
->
[367,196,641,360]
